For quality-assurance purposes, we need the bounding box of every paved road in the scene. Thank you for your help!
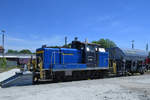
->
[0,74,150,100]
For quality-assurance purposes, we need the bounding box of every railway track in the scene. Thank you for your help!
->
[34,71,150,85]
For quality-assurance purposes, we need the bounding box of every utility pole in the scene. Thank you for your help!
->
[131,40,134,49]
[146,43,148,52]
[65,36,67,47]
[1,30,5,58]
[85,38,88,43]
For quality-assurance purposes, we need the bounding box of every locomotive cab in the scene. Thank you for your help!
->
[71,38,109,68]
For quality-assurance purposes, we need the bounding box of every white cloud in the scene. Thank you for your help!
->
[6,36,25,42]
[4,34,65,52]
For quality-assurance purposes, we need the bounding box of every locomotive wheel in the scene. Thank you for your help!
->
[131,72,134,75]
[140,71,144,75]
[33,76,39,84]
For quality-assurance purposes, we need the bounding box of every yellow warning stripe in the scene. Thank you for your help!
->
[36,51,44,54]
[62,53,73,56]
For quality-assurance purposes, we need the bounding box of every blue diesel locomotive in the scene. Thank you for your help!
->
[33,38,109,82]
[33,38,148,83]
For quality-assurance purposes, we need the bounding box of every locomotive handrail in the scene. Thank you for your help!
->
[50,51,65,68]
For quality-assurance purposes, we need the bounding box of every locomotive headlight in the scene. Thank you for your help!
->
[87,47,90,51]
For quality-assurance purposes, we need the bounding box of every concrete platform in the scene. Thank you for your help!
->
[0,71,33,88]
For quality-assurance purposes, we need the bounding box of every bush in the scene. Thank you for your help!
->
[0,58,7,68]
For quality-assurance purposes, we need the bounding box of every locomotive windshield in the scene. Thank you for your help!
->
[86,45,95,52]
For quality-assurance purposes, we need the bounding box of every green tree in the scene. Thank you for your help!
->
[7,49,19,54]
[92,38,116,48]
[62,43,71,48]
[19,49,32,54]
[49,46,61,48]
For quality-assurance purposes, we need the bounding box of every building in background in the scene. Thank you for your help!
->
[0,53,36,67]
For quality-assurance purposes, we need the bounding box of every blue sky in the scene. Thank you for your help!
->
[0,0,150,51]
